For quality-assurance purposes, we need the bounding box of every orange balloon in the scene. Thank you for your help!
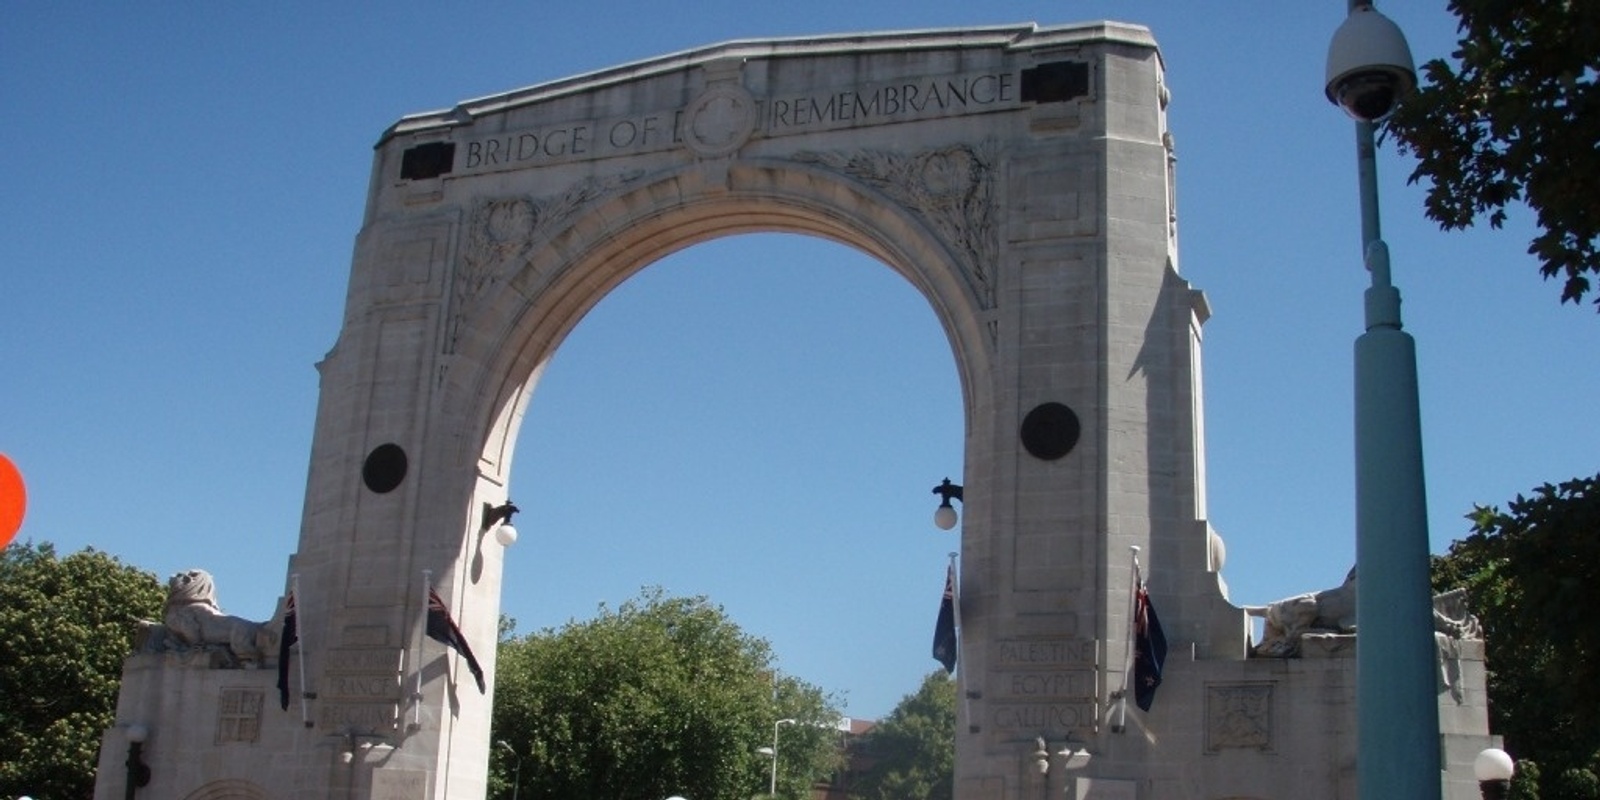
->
[0,453,25,549]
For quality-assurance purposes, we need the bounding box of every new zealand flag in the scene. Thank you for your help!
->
[1132,582,1167,712]
[276,593,298,710]
[428,587,486,693]
[931,563,957,674]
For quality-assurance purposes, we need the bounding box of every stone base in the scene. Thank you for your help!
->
[959,637,1490,800]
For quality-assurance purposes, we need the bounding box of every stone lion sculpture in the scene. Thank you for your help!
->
[138,569,274,667]
[1244,567,1358,658]
[1244,568,1483,659]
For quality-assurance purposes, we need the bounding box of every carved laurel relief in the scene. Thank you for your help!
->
[450,171,644,352]
[792,143,999,308]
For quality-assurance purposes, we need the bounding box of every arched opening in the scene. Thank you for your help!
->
[432,160,1001,800]
[502,232,964,720]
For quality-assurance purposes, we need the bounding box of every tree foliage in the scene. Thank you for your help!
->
[853,671,956,800]
[0,542,165,799]
[489,587,842,800]
[1384,1,1600,309]
[1432,475,1600,798]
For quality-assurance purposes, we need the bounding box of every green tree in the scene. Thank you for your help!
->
[489,587,841,800]
[1384,1,1600,309]
[0,542,165,799]
[1512,759,1543,800]
[1432,474,1600,798]
[1552,766,1600,800]
[854,671,956,800]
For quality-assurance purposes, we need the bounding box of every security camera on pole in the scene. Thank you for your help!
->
[1324,4,1440,800]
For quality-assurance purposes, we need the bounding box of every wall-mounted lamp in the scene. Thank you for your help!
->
[124,724,150,800]
[932,479,963,530]
[482,501,520,546]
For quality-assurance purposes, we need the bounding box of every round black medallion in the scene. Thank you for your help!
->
[362,443,408,493]
[1020,402,1080,461]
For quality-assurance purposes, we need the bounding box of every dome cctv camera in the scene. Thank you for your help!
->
[1325,5,1416,122]
[1330,67,1412,122]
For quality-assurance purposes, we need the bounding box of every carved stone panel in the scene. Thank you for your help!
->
[318,647,403,734]
[375,222,450,307]
[989,637,1099,738]
[1075,778,1138,800]
[1205,683,1273,753]
[215,688,263,744]
[370,769,428,800]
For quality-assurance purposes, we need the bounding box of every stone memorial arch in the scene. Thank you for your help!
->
[97,21,1495,800]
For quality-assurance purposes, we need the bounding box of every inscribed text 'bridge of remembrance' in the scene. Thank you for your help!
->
[96,21,1494,800]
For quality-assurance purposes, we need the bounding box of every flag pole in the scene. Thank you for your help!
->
[413,568,431,730]
[292,573,310,728]
[1112,545,1140,733]
[948,551,969,729]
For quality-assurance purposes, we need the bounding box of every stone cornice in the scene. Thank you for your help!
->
[378,21,1156,144]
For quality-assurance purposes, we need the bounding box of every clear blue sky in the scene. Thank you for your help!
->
[3,3,1595,721]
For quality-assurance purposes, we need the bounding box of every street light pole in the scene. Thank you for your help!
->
[497,740,522,800]
[1351,119,1440,800]
[1352,120,1442,800]
[762,718,796,797]
[1324,4,1441,799]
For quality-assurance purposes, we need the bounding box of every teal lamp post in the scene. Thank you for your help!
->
[1324,4,1440,799]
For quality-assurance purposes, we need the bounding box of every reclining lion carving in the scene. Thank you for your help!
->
[138,569,274,667]
[1244,567,1358,658]
[1244,568,1483,659]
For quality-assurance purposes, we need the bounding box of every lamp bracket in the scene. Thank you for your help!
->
[481,501,519,531]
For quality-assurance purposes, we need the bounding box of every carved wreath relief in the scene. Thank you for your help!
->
[683,84,758,158]
[450,172,643,352]
[793,143,999,308]
[448,141,999,355]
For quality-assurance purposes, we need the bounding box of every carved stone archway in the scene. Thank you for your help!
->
[93,21,1497,800]
[318,23,1224,797]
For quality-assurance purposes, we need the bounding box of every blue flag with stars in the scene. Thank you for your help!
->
[1133,581,1167,711]
[931,563,957,674]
